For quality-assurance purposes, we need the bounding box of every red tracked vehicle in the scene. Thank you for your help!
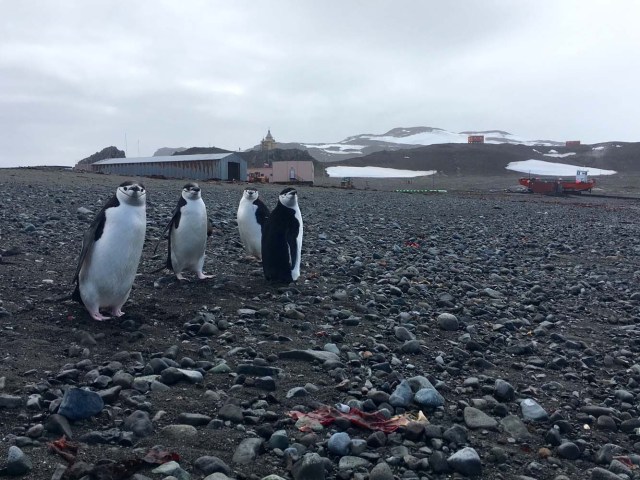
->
[519,169,595,195]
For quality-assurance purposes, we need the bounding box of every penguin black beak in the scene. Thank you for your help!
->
[131,186,140,192]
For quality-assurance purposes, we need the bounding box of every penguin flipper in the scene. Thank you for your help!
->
[255,199,271,230]
[286,223,299,272]
[73,194,120,284]
[157,196,186,271]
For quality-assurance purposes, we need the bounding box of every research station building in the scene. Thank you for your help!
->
[91,153,247,181]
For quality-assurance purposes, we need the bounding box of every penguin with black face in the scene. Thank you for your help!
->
[261,187,303,283]
[72,181,147,321]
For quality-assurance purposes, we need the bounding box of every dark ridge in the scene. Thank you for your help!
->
[75,146,125,169]
[172,146,233,155]
[333,142,640,175]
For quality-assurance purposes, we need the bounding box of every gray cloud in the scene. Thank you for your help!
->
[0,0,638,166]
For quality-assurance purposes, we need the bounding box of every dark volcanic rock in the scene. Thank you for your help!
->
[1,168,639,480]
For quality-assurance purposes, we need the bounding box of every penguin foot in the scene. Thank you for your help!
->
[89,311,111,321]
[111,308,125,317]
[197,272,214,280]
[176,273,189,282]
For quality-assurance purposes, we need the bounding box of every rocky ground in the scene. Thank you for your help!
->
[0,167,639,480]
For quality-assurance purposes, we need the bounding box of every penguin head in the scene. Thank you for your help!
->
[278,187,298,208]
[117,181,146,206]
[182,183,201,201]
[243,188,259,201]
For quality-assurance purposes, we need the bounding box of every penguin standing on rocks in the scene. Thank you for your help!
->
[237,187,270,260]
[72,181,147,321]
[261,187,303,283]
[160,182,213,281]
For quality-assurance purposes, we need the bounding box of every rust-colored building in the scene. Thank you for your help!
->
[247,160,315,185]
[565,140,581,147]
[468,135,485,144]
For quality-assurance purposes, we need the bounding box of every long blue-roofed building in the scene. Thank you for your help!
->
[90,153,247,181]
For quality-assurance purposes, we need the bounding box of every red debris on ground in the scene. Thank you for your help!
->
[47,436,79,464]
[143,446,181,464]
[289,405,411,433]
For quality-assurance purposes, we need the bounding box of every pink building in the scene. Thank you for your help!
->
[273,161,314,184]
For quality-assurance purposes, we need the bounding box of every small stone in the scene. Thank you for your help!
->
[232,437,263,464]
[389,380,413,407]
[437,313,459,331]
[58,388,104,421]
[464,406,498,430]
[447,447,482,476]
[194,455,232,476]
[338,455,371,470]
[218,403,244,423]
[286,387,309,399]
[596,415,617,431]
[268,430,290,450]
[0,394,22,409]
[178,413,212,426]
[557,441,581,460]
[162,424,198,438]
[369,462,394,480]
[520,398,548,422]
[123,410,153,438]
[414,387,444,408]
[500,415,531,441]
[590,467,625,480]
[394,326,415,341]
[292,452,326,480]
[6,446,32,475]
[151,461,190,480]
[401,339,422,354]
[46,414,74,439]
[494,379,515,401]
[328,432,351,456]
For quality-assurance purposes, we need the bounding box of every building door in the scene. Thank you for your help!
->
[228,162,240,181]
[289,167,296,180]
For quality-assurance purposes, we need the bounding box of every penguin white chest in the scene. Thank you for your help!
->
[81,204,146,304]
[171,201,208,271]
[237,201,263,257]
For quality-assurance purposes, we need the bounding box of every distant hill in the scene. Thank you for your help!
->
[153,147,187,156]
[261,126,567,163]
[171,146,233,156]
[332,142,640,175]
[75,146,125,170]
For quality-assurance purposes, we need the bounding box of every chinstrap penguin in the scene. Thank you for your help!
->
[237,187,270,260]
[261,187,303,283]
[72,181,147,321]
[161,183,213,281]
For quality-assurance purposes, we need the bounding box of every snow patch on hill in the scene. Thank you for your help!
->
[326,166,436,178]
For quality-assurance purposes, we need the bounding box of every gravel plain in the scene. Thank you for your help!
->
[0,167,640,480]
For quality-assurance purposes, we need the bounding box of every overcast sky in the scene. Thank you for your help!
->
[1,1,638,167]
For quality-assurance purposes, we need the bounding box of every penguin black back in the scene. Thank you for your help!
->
[261,188,302,283]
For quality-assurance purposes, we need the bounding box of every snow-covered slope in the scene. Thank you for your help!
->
[300,126,564,162]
